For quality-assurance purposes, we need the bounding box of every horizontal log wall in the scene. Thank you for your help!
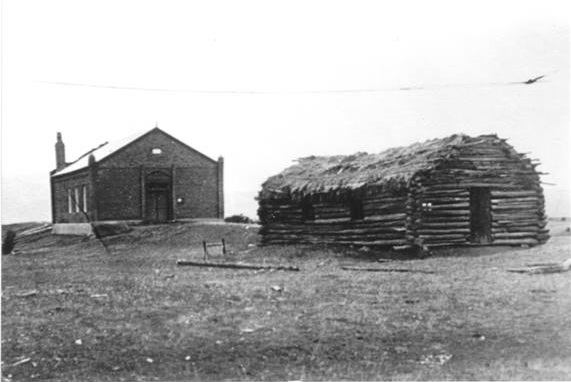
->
[259,189,408,246]
[259,139,549,248]
[407,182,471,247]
[409,141,548,247]
[491,188,548,244]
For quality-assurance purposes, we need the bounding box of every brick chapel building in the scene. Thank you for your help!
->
[50,127,224,224]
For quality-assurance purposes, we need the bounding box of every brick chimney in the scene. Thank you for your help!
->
[55,132,66,170]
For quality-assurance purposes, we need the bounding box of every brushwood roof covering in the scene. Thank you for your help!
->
[260,134,519,197]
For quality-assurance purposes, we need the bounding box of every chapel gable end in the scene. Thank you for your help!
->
[99,128,217,168]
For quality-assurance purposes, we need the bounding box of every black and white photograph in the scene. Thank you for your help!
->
[1,0,570,380]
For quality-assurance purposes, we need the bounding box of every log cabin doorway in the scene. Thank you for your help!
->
[469,187,491,244]
[145,171,172,222]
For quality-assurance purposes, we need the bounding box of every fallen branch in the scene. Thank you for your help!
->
[4,357,31,368]
[15,290,38,298]
[508,258,571,275]
[525,262,563,267]
[176,260,299,272]
[341,266,435,274]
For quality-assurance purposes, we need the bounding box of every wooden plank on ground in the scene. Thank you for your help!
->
[176,260,299,271]
[341,266,435,274]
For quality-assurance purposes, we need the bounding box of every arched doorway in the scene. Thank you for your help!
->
[145,170,172,222]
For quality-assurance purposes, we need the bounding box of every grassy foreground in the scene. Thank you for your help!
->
[2,220,571,381]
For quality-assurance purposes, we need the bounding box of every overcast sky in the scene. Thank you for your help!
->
[1,0,569,224]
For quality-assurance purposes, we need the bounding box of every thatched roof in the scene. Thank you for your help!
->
[260,134,522,197]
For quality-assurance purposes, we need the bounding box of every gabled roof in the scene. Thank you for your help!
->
[260,134,525,197]
[52,127,215,177]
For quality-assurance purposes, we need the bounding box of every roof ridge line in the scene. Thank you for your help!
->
[62,141,109,169]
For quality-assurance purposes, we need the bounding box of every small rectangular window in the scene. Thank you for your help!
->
[349,196,364,220]
[301,198,315,222]
[152,148,162,155]
[67,189,73,213]
[74,187,80,213]
[77,187,83,212]
[82,185,88,213]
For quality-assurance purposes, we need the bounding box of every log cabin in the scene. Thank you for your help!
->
[257,134,549,249]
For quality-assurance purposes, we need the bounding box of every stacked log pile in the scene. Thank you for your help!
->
[258,134,549,248]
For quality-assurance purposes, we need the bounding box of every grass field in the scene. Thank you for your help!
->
[2,220,571,381]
